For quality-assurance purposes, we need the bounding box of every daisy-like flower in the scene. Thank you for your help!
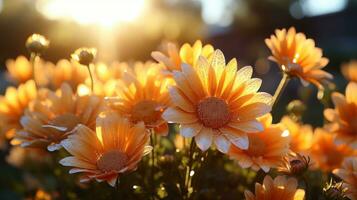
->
[163,50,272,153]
[228,114,290,172]
[333,158,357,200]
[341,60,357,82]
[50,59,88,91]
[278,153,311,176]
[12,83,104,151]
[310,128,356,172]
[6,56,51,86]
[0,80,37,140]
[59,113,152,187]
[265,27,332,89]
[280,116,313,154]
[244,175,305,200]
[324,82,357,147]
[106,62,172,135]
[151,40,214,74]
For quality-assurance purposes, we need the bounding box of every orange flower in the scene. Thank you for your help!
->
[6,56,51,86]
[228,114,290,172]
[162,50,272,153]
[78,62,131,97]
[60,113,151,187]
[106,62,172,135]
[280,116,313,154]
[12,83,104,151]
[244,175,305,200]
[151,40,214,74]
[341,60,357,82]
[324,82,357,147]
[265,27,332,89]
[310,128,356,172]
[50,59,88,90]
[333,158,357,200]
[0,80,37,140]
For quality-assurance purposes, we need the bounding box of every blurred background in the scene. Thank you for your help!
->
[0,0,357,199]
[0,0,356,129]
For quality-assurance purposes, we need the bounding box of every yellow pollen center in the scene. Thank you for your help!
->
[131,100,162,125]
[246,135,266,157]
[97,150,128,172]
[197,97,231,129]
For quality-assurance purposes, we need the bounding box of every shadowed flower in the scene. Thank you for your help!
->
[12,83,104,151]
[341,60,357,82]
[280,116,313,154]
[265,27,332,89]
[324,82,357,147]
[244,175,305,200]
[333,158,357,200]
[5,56,52,86]
[163,50,272,153]
[278,153,311,176]
[310,128,356,172]
[0,80,37,140]
[59,113,151,187]
[228,114,290,172]
[106,62,173,135]
[151,40,214,74]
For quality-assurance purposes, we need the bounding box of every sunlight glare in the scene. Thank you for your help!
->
[36,0,146,27]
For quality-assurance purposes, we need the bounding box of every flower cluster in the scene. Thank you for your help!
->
[1,28,357,199]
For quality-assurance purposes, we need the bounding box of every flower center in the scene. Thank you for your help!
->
[197,97,231,129]
[131,100,163,125]
[246,135,266,157]
[97,150,128,172]
[290,159,306,174]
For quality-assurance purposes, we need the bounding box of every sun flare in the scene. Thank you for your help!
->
[36,0,147,27]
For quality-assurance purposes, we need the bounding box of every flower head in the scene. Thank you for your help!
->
[106,62,173,135]
[265,27,332,89]
[244,175,305,200]
[163,50,272,153]
[341,60,357,82]
[324,82,357,147]
[71,48,97,66]
[151,40,214,74]
[280,116,313,154]
[12,83,104,151]
[278,153,311,176]
[6,56,52,86]
[0,80,37,140]
[26,34,50,55]
[310,128,356,172]
[228,114,290,172]
[333,158,357,200]
[60,113,151,187]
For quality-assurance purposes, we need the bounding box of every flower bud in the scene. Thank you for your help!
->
[26,34,50,55]
[286,100,306,119]
[71,48,97,66]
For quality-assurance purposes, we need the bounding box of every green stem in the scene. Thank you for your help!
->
[271,72,289,109]
[30,53,38,88]
[150,132,156,199]
[184,139,196,199]
[87,64,94,92]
